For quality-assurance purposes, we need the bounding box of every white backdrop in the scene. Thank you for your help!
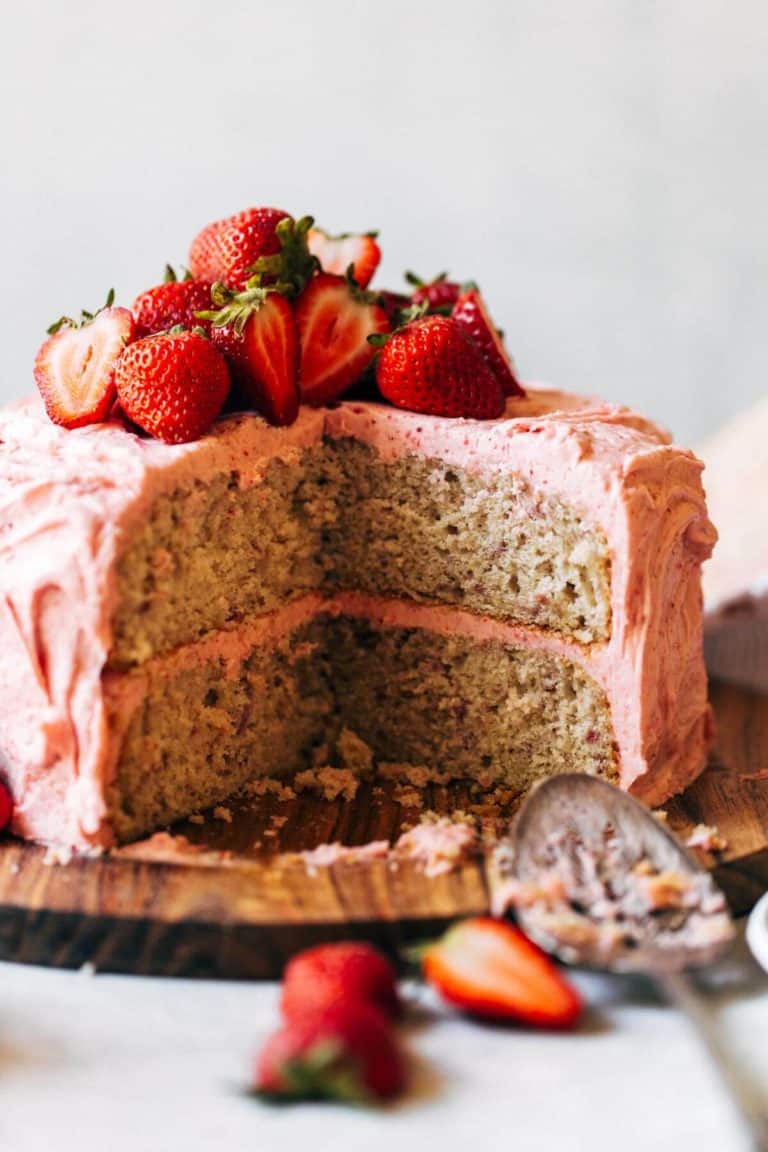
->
[1,0,766,444]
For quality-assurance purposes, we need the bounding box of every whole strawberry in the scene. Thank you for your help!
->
[406,271,462,313]
[452,288,524,397]
[375,315,505,420]
[254,1002,405,1104]
[114,329,230,444]
[133,269,213,338]
[281,942,400,1022]
[34,295,135,429]
[189,207,292,290]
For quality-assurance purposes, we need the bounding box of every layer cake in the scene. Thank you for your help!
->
[0,387,715,849]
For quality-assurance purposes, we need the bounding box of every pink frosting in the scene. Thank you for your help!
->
[0,389,716,848]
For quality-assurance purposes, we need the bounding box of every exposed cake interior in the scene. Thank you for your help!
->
[0,390,715,849]
[106,601,617,842]
[111,438,611,667]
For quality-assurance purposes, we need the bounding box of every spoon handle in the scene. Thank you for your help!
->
[659,969,768,1152]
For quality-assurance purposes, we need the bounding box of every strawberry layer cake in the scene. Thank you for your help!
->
[0,207,717,849]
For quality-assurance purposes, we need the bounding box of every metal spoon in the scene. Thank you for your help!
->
[490,773,767,1151]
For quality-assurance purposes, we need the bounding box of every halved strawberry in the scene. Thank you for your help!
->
[452,288,524,397]
[133,269,214,338]
[34,300,135,429]
[308,228,381,288]
[423,916,582,1028]
[375,314,505,420]
[295,273,390,405]
[206,289,299,427]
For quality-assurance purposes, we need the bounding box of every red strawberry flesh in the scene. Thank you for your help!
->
[307,229,381,288]
[452,289,524,397]
[211,294,299,427]
[296,273,389,405]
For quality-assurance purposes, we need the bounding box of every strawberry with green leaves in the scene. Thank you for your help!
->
[374,314,505,420]
[34,291,135,429]
[406,271,463,313]
[253,1002,405,1104]
[114,328,230,444]
[132,267,214,339]
[200,281,300,427]
[189,206,293,290]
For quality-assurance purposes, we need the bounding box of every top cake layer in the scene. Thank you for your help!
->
[0,387,716,843]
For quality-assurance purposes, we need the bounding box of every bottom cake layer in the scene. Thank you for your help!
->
[105,606,618,843]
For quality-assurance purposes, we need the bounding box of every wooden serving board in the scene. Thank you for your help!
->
[0,680,765,980]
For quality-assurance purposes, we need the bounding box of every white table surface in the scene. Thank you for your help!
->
[0,926,765,1152]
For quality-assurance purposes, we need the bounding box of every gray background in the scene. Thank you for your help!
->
[2,0,765,444]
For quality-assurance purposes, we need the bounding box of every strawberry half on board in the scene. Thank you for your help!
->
[200,283,300,427]
[308,228,381,288]
[33,295,135,429]
[375,314,505,420]
[114,328,230,444]
[452,288,524,397]
[422,916,582,1029]
[132,268,214,338]
[253,1002,405,1104]
[189,207,292,290]
[295,273,390,405]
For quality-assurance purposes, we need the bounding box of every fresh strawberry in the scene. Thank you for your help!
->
[133,269,213,338]
[296,273,390,405]
[253,1003,405,1103]
[34,296,135,429]
[203,286,299,427]
[377,289,412,326]
[189,207,292,290]
[308,228,381,288]
[0,781,13,832]
[375,315,505,420]
[406,271,462,313]
[452,288,524,397]
[114,329,230,444]
[423,917,582,1029]
[281,942,400,1022]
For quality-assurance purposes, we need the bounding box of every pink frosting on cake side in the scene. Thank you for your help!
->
[0,389,715,847]
[326,392,716,805]
[0,399,325,847]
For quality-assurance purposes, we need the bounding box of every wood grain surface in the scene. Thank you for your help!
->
[0,680,765,979]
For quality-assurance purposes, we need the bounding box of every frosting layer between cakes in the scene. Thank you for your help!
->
[0,388,716,848]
